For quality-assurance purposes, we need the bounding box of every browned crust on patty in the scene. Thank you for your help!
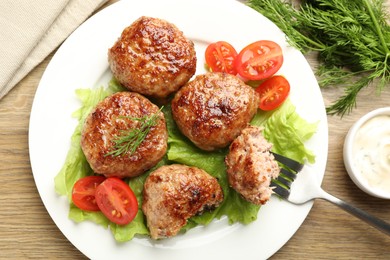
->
[142,164,223,239]
[171,72,259,151]
[108,16,196,99]
[80,91,167,178]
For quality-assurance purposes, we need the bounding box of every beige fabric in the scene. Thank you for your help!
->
[0,0,108,99]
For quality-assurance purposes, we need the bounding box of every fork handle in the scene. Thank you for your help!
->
[320,191,390,236]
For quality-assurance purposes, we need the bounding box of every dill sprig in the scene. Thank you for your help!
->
[247,0,390,116]
[105,107,163,157]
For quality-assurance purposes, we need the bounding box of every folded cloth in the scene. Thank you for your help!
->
[0,0,108,100]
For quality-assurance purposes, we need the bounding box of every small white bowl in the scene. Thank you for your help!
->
[343,107,390,199]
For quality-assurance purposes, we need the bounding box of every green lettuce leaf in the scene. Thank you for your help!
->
[256,100,318,164]
[54,80,318,242]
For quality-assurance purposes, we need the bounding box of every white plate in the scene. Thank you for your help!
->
[29,0,328,259]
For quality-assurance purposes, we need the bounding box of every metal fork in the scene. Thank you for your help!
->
[271,152,390,236]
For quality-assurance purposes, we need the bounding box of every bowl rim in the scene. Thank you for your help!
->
[343,107,390,199]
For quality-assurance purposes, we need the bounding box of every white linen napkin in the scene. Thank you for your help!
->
[0,0,108,99]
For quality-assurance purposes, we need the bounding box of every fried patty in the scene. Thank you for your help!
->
[108,16,197,99]
[225,126,280,205]
[142,164,223,239]
[171,72,259,151]
[80,91,167,178]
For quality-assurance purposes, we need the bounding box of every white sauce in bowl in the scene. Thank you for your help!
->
[352,115,390,193]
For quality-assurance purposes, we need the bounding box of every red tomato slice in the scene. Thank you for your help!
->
[72,176,106,211]
[95,177,138,225]
[255,75,290,111]
[235,40,283,81]
[205,41,238,74]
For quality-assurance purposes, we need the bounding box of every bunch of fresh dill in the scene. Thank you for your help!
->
[247,0,390,116]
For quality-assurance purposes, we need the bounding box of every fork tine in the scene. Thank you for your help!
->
[279,168,297,180]
[271,152,304,173]
[271,152,304,199]
[275,174,292,187]
[272,181,290,198]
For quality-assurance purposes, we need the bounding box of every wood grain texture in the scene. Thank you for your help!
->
[1,0,390,259]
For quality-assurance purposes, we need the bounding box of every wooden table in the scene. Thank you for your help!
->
[1,0,390,259]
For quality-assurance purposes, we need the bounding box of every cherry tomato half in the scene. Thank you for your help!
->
[95,177,138,225]
[72,175,106,211]
[205,41,238,74]
[235,40,283,81]
[255,75,290,111]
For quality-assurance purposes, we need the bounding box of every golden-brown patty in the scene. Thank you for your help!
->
[171,72,259,151]
[108,16,197,99]
[142,164,223,239]
[80,91,167,178]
